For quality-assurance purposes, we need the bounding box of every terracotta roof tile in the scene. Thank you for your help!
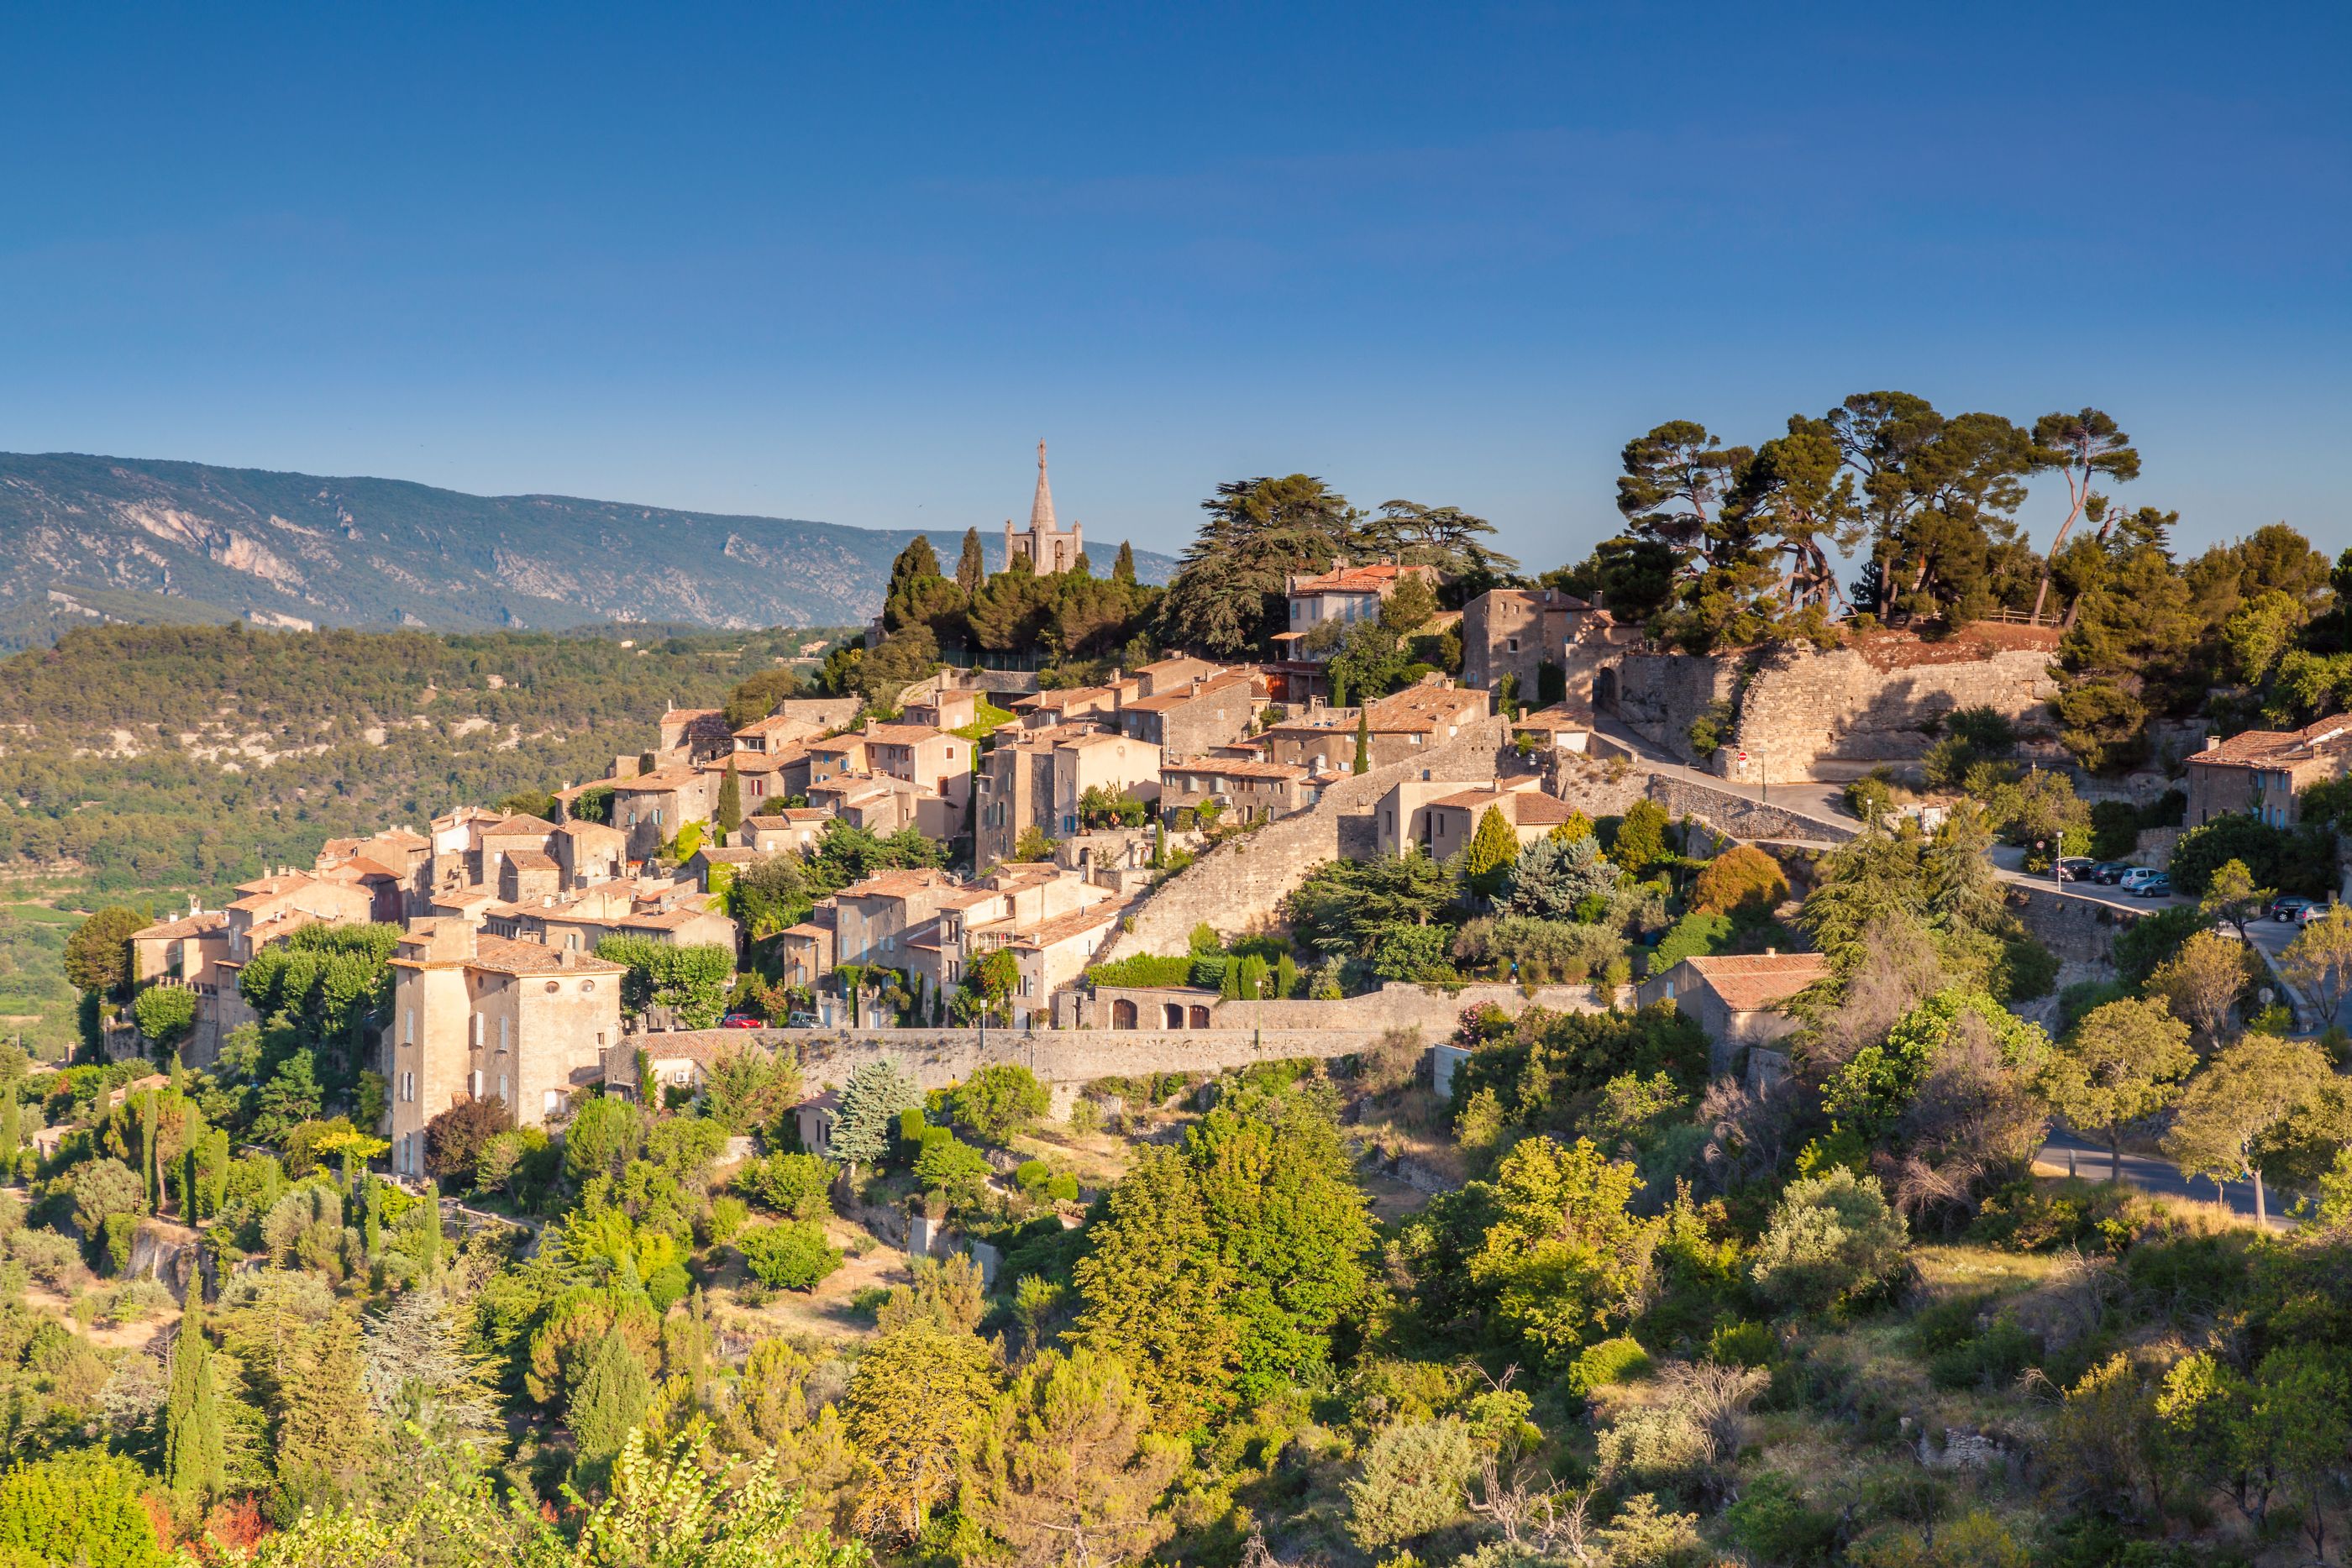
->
[1680,952,1831,1012]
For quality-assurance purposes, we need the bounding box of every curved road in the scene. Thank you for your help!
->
[2036,1132,2294,1230]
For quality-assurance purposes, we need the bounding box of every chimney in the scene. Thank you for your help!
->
[2203,735,2221,752]
[1766,947,1778,957]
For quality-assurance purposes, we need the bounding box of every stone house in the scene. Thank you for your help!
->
[806,732,869,789]
[1509,704,1593,755]
[777,906,837,990]
[901,865,1111,996]
[974,724,1163,867]
[1160,758,1317,825]
[1117,669,1269,760]
[386,920,625,1177]
[735,810,833,855]
[792,1090,841,1156]
[1373,776,1575,856]
[1256,679,1491,773]
[1013,686,1119,728]
[610,766,720,859]
[2183,717,2352,827]
[222,871,377,963]
[1006,899,1133,1028]
[730,711,827,756]
[704,747,811,812]
[1127,654,1224,696]
[903,689,979,731]
[1636,952,1830,1074]
[858,721,974,814]
[659,707,736,763]
[496,850,563,904]
[552,820,629,889]
[806,772,954,838]
[1278,560,1440,658]
[501,880,738,955]
[1462,587,1620,701]
[477,814,559,885]
[832,868,959,968]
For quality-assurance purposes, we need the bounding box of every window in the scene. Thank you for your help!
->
[497,1072,508,1101]
[470,1069,484,1098]
[544,1088,564,1117]
[545,980,560,994]
[401,1070,414,1102]
[499,1018,509,1052]
[1506,637,1520,653]
[582,978,595,992]
[402,1009,413,1045]
[470,1014,483,1047]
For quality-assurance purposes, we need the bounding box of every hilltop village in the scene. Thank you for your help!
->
[11,418,2352,1568]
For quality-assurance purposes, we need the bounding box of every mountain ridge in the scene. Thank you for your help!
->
[0,450,1173,648]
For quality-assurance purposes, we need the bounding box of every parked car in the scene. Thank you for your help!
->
[2055,857,2095,882]
[2117,867,2164,894]
[2089,861,2133,884]
[2271,895,2318,923]
[719,1012,764,1029]
[2291,900,2332,925]
[2133,873,2173,899]
[785,1010,822,1027]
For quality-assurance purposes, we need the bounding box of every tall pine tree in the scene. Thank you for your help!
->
[164,1297,226,1505]
[1113,541,1137,585]
[569,1326,654,1491]
[1352,711,1371,775]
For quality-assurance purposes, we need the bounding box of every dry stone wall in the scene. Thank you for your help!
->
[1075,980,1621,1033]
[622,1024,1402,1093]
[1604,643,2060,782]
[1095,716,1509,961]
[1730,646,2057,780]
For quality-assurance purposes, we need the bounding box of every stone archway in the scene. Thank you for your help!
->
[1112,999,1138,1029]
[1163,1002,1185,1029]
[1189,1004,1211,1028]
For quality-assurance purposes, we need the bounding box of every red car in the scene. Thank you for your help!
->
[719,1013,764,1029]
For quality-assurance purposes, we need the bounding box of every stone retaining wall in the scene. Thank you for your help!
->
[2003,884,2143,968]
[618,1024,1404,1093]
[1645,776,1856,845]
[1074,980,1620,1033]
[1095,716,1509,961]
[1731,645,2057,780]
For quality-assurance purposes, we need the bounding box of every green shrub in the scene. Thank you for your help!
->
[645,1261,692,1313]
[704,1195,749,1246]
[1014,1159,1051,1191]
[738,1221,841,1291]
[1726,1471,1840,1567]
[739,1152,833,1220]
[1705,1319,1777,1368]
[1045,1173,1079,1203]
[953,1065,1050,1143]
[1566,1335,1652,1398]
[1752,1168,1908,1313]
[100,1213,139,1277]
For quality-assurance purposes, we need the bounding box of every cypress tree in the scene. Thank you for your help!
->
[1274,952,1299,1000]
[716,761,743,835]
[1151,822,1166,869]
[1113,541,1137,586]
[568,1326,653,1488]
[139,1092,158,1212]
[1352,711,1371,775]
[164,1297,226,1504]
[957,527,987,595]
[417,1180,442,1274]
[1,1093,18,1167]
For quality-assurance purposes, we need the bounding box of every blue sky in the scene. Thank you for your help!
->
[3,2,2346,572]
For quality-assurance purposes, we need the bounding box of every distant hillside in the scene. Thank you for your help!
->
[0,452,1175,648]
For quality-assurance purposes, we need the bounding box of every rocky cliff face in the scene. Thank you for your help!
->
[0,452,1173,647]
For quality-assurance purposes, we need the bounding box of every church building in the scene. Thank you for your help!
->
[1004,439,1083,574]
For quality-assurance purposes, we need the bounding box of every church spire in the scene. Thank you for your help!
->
[1029,438,1057,533]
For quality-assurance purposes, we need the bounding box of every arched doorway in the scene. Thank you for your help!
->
[1112,999,1137,1029]
[1189,1004,1211,1028]
[1163,1002,1185,1029]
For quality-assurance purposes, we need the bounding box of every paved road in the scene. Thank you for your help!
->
[2037,1132,2295,1230]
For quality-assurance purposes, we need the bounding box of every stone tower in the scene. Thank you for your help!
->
[1003,439,1083,574]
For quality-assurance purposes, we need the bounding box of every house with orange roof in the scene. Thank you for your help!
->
[1160,756,1318,825]
[1282,559,1440,655]
[1373,778,1579,857]
[1117,667,1269,760]
[2184,716,2352,827]
[1636,951,1832,1074]
[610,764,720,859]
[1256,678,1491,774]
